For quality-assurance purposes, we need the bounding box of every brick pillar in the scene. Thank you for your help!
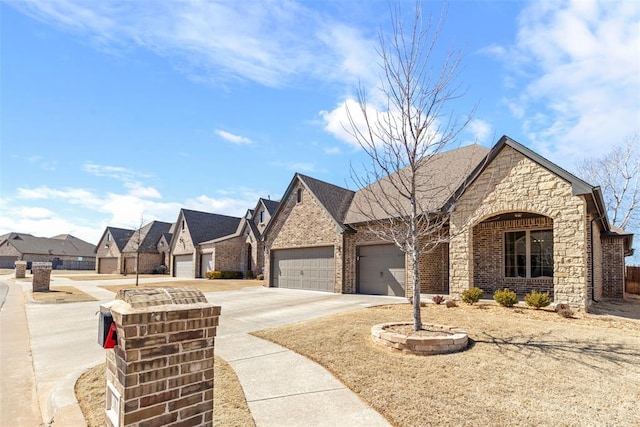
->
[101,287,220,427]
[14,260,27,279]
[32,262,52,292]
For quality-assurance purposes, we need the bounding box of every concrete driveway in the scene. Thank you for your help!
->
[2,275,405,426]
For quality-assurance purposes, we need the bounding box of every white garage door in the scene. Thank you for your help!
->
[272,247,334,292]
[98,257,118,274]
[200,253,213,278]
[358,244,405,296]
[174,254,194,278]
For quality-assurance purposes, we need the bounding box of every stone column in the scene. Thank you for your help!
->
[32,262,52,292]
[101,287,220,427]
[14,260,27,279]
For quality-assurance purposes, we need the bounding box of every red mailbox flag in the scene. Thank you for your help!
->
[103,321,117,349]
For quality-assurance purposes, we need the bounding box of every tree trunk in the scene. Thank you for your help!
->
[412,246,422,330]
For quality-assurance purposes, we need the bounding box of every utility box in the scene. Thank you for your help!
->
[100,287,220,427]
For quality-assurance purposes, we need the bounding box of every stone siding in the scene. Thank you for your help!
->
[450,146,589,309]
[264,182,344,292]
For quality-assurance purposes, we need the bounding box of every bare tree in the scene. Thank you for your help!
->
[577,135,639,231]
[346,2,476,330]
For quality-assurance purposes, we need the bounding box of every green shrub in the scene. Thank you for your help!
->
[524,291,552,309]
[493,288,518,307]
[246,270,255,279]
[205,270,243,280]
[461,287,483,305]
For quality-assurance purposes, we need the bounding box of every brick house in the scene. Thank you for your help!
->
[0,232,96,269]
[170,209,241,278]
[199,198,280,277]
[263,136,633,309]
[120,221,174,274]
[95,222,173,274]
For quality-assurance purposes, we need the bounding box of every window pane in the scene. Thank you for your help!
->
[505,231,526,277]
[531,230,553,277]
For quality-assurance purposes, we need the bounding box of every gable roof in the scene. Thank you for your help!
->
[447,135,611,230]
[262,173,355,238]
[260,198,281,216]
[298,174,355,225]
[180,209,242,245]
[102,227,136,252]
[123,221,174,253]
[1,232,96,257]
[345,144,490,224]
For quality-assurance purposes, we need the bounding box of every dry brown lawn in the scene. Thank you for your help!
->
[100,279,263,294]
[30,286,97,303]
[76,356,255,427]
[253,301,640,427]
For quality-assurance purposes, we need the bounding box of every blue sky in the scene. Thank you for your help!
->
[1,0,639,249]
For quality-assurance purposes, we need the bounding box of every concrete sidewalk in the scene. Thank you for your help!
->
[210,287,399,426]
[6,276,402,426]
[0,280,44,426]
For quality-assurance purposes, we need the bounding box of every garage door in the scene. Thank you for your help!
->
[272,247,334,292]
[358,245,405,296]
[0,256,17,269]
[200,253,213,278]
[98,257,118,274]
[124,257,136,274]
[174,254,194,278]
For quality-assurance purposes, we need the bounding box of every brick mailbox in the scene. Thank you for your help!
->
[100,287,221,427]
[32,262,52,292]
[14,260,27,279]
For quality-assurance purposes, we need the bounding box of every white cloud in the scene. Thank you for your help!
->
[319,98,374,148]
[269,161,316,173]
[82,162,153,181]
[10,1,376,88]
[468,119,492,144]
[492,0,640,166]
[215,129,253,145]
[323,146,342,155]
[19,207,54,220]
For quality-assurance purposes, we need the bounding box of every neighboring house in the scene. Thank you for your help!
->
[170,209,242,278]
[95,227,135,273]
[200,198,280,277]
[157,232,173,271]
[120,221,174,274]
[263,136,634,309]
[0,232,96,269]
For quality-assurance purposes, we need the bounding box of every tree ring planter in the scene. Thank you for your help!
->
[371,322,468,356]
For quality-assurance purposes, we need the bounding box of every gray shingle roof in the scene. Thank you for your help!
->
[297,174,355,225]
[1,232,96,257]
[123,221,173,253]
[181,209,242,245]
[345,144,489,224]
[106,227,136,252]
[260,198,281,216]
